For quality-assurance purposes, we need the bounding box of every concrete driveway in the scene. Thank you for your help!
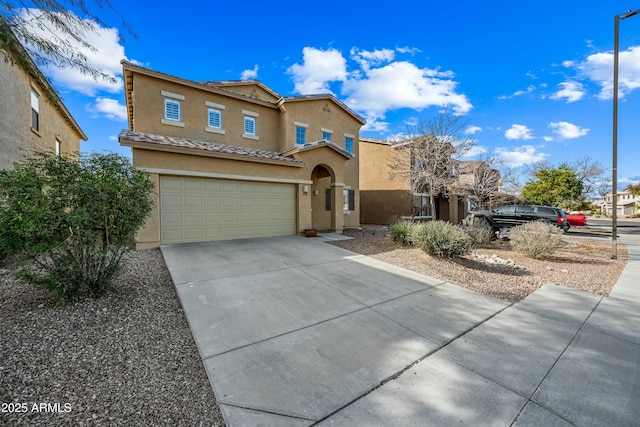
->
[161,234,640,426]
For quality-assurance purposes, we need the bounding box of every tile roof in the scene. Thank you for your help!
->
[281,139,354,159]
[118,130,305,165]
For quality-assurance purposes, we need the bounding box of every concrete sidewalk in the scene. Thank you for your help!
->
[161,232,639,426]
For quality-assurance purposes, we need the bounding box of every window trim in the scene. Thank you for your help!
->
[204,101,226,134]
[345,136,354,154]
[243,115,258,139]
[295,125,307,145]
[321,128,333,141]
[31,88,40,133]
[161,90,185,127]
[55,139,61,156]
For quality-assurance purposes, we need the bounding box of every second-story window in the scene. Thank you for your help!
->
[31,89,40,132]
[161,90,185,127]
[208,108,222,129]
[244,116,256,135]
[165,99,181,121]
[322,129,333,141]
[294,121,308,145]
[345,136,354,154]
[296,126,306,145]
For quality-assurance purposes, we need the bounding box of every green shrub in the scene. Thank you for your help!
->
[0,151,155,304]
[461,217,495,247]
[411,220,472,258]
[509,221,563,259]
[390,220,416,245]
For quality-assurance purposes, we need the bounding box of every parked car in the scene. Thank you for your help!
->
[469,204,571,234]
[566,212,587,227]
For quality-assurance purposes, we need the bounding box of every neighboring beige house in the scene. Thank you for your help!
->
[0,25,86,170]
[359,137,467,225]
[119,61,365,248]
[600,190,640,217]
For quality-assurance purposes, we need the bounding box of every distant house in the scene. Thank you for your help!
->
[0,22,86,170]
[118,61,365,248]
[359,137,468,225]
[600,190,639,217]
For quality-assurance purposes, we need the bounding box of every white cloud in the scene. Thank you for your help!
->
[86,97,127,121]
[496,145,548,167]
[550,81,585,102]
[351,48,395,71]
[288,46,471,132]
[543,136,554,142]
[572,45,640,99]
[462,145,488,158]
[505,124,534,140]
[465,125,482,135]
[20,9,127,96]
[287,47,348,94]
[396,46,421,55]
[241,65,259,80]
[549,121,589,139]
[499,85,536,99]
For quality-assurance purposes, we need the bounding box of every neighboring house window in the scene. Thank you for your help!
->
[242,110,259,139]
[55,139,61,156]
[343,189,355,211]
[161,90,185,127]
[31,89,39,132]
[321,128,333,141]
[296,126,306,145]
[413,194,430,217]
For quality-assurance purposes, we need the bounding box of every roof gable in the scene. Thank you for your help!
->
[205,80,281,103]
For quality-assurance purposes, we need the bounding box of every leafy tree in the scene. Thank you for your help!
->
[389,109,475,218]
[526,157,607,200]
[521,164,583,208]
[1,1,132,82]
[628,184,640,196]
[0,151,154,303]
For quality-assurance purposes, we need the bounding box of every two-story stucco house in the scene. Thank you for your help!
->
[359,137,467,225]
[118,61,365,248]
[0,24,86,170]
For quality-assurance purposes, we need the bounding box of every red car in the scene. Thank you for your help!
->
[566,212,587,227]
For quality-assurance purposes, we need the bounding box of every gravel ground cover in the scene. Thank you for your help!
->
[0,249,224,426]
[333,225,628,303]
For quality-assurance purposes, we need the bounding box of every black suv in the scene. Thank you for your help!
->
[469,205,570,233]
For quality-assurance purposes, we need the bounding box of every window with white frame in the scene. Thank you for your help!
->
[205,101,225,134]
[161,90,185,126]
[345,135,354,154]
[165,99,181,121]
[55,139,61,156]
[208,108,222,129]
[242,110,259,139]
[31,89,40,132]
[296,126,306,145]
[244,116,256,135]
[322,128,333,141]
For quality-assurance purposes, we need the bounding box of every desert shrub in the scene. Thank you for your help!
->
[390,220,416,245]
[509,221,563,259]
[461,217,495,246]
[0,151,154,304]
[411,220,472,258]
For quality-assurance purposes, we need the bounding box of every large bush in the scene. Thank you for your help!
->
[0,151,154,303]
[411,220,472,258]
[390,220,416,246]
[509,221,562,259]
[461,217,495,247]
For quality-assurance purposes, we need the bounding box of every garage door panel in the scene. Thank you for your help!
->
[160,176,296,244]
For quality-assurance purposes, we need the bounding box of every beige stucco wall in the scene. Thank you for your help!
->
[359,140,407,191]
[131,74,282,152]
[0,53,81,170]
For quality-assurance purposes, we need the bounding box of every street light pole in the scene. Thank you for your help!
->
[612,9,640,260]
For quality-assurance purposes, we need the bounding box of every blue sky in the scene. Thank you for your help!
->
[25,1,640,190]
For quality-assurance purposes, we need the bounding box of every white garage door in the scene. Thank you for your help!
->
[160,176,296,244]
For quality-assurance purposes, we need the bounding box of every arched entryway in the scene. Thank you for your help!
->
[310,164,335,230]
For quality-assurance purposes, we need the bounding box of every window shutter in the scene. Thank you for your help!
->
[208,109,221,128]
[348,190,355,211]
[325,188,331,211]
[165,99,181,121]
[244,116,256,134]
